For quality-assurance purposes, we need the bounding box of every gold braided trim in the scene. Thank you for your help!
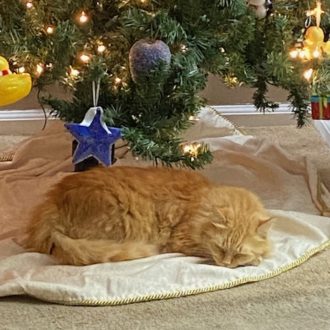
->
[0,151,14,162]
[42,240,330,306]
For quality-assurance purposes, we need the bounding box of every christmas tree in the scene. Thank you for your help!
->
[0,0,329,168]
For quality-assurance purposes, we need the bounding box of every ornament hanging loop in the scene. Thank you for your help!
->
[92,78,101,107]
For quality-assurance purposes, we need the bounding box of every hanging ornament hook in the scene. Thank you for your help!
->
[305,15,312,29]
[92,78,101,107]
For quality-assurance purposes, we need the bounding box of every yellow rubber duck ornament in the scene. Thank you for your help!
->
[0,55,32,107]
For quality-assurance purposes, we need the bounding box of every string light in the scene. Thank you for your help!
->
[189,115,199,121]
[313,48,321,58]
[36,63,44,76]
[18,67,26,73]
[97,44,106,53]
[298,49,307,60]
[69,67,80,77]
[303,68,313,81]
[26,1,33,9]
[224,75,240,87]
[79,53,91,63]
[78,11,89,24]
[114,77,122,84]
[289,49,299,59]
[182,143,201,160]
[46,26,55,34]
[180,44,188,53]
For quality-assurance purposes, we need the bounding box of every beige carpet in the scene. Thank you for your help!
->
[243,125,330,192]
[1,125,330,330]
[242,125,330,171]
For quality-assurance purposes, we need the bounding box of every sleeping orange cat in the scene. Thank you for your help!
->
[24,166,272,268]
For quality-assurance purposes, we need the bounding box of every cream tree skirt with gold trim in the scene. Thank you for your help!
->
[0,108,329,305]
[0,210,329,305]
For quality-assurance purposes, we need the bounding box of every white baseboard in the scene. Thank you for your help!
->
[313,120,330,147]
[0,109,54,121]
[0,104,292,121]
[211,103,292,115]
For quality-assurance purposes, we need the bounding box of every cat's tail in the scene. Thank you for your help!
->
[50,231,159,266]
[23,201,159,266]
[23,202,60,255]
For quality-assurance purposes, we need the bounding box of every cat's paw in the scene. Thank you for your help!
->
[248,256,263,266]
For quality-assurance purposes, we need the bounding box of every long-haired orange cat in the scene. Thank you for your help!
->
[24,166,271,268]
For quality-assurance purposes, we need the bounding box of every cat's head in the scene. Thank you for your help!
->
[203,187,272,268]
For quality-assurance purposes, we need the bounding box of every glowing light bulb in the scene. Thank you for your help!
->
[80,54,91,63]
[180,44,188,53]
[69,67,80,77]
[36,64,44,75]
[303,68,313,80]
[182,143,201,157]
[115,77,122,84]
[289,49,299,59]
[183,145,191,153]
[299,49,306,59]
[313,48,321,58]
[46,26,55,34]
[79,11,89,24]
[97,44,106,53]
[26,1,33,9]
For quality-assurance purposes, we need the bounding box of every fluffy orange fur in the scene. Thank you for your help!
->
[23,166,271,268]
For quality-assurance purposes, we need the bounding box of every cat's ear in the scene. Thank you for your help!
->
[257,213,273,237]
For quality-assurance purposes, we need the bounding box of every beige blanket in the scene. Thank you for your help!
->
[0,110,329,306]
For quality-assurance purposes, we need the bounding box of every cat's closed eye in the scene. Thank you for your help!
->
[211,247,261,267]
[232,253,260,267]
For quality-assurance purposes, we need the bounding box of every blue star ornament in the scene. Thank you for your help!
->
[65,107,122,167]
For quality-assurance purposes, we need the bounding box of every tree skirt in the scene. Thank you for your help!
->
[0,109,329,305]
[0,210,329,305]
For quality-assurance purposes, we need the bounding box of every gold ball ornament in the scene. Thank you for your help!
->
[322,41,330,56]
[304,26,324,47]
[0,56,32,107]
[300,47,313,60]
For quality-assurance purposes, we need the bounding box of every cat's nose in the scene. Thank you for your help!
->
[222,253,233,265]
